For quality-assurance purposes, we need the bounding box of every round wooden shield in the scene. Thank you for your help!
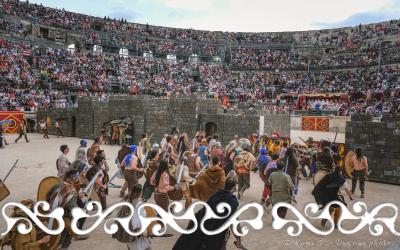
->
[36,176,62,250]
[0,179,10,202]
[345,151,355,178]
[183,150,193,159]
[37,176,62,202]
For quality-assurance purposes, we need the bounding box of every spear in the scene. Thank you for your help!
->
[3,159,19,182]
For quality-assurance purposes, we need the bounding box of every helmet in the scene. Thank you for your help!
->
[130,145,137,153]
[239,138,251,151]
[80,139,88,147]
[260,147,267,155]
[152,143,160,150]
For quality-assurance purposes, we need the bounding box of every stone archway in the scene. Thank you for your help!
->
[205,122,218,138]
[26,119,36,133]
[103,117,133,145]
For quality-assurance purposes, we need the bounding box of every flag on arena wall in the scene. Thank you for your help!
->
[302,116,329,132]
[0,111,25,134]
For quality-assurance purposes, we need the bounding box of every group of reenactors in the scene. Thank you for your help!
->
[0,128,369,250]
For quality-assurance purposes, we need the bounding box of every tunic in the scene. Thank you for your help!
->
[268,170,294,204]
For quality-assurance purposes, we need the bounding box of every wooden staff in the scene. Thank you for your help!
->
[3,159,19,182]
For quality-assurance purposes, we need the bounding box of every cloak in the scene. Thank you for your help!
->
[190,167,226,201]
[173,189,239,250]
[311,170,346,207]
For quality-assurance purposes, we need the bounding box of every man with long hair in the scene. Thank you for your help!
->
[350,147,369,198]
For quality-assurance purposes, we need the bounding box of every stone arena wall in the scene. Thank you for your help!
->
[37,96,291,145]
[345,114,400,184]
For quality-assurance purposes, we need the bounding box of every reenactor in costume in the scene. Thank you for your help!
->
[350,148,369,198]
[46,169,88,249]
[268,140,281,155]
[96,150,110,172]
[305,137,315,149]
[55,120,64,138]
[268,161,294,219]
[185,148,201,178]
[0,125,6,148]
[190,156,225,202]
[313,147,336,186]
[120,145,145,191]
[75,140,88,164]
[142,150,160,201]
[173,171,239,250]
[1,199,51,250]
[224,141,238,175]
[175,157,195,209]
[111,125,119,145]
[86,155,108,210]
[39,119,49,139]
[234,138,256,200]
[87,138,101,165]
[283,147,300,195]
[139,134,151,159]
[210,142,224,166]
[15,120,30,143]
[113,184,152,249]
[118,124,126,145]
[117,145,132,197]
[57,145,71,179]
[150,159,180,211]
[177,133,190,159]
[312,165,353,228]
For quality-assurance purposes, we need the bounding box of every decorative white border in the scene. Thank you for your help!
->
[1,201,65,236]
[1,201,400,237]
[1,201,263,236]
[272,201,400,236]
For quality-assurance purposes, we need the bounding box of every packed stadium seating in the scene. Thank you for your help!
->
[0,0,399,116]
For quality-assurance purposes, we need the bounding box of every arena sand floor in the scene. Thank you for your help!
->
[0,133,399,250]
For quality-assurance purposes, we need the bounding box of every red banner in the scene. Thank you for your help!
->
[0,111,25,134]
[302,116,329,132]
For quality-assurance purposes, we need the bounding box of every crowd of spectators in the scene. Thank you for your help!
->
[3,0,400,47]
[0,0,399,116]
[3,0,400,71]
[1,38,398,116]
[231,47,307,70]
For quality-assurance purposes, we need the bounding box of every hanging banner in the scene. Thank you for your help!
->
[0,111,25,134]
[302,116,329,132]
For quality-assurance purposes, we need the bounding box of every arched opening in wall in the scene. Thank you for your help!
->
[26,119,36,133]
[205,122,217,138]
[71,116,76,137]
[103,117,133,145]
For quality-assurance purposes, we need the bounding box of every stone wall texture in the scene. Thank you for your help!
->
[37,96,291,145]
[345,114,400,184]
